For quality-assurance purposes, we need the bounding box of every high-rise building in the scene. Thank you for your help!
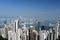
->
[48,21,60,40]
[35,21,40,40]
[8,31,16,40]
[14,20,19,33]
[39,30,48,40]
[18,28,21,40]
[29,26,38,40]
[2,24,9,39]
[47,29,53,40]
[55,21,59,39]
[8,20,20,40]
[14,19,19,40]
[22,24,27,40]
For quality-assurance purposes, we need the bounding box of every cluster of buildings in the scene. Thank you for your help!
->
[0,17,60,40]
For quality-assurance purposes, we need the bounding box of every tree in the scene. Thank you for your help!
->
[0,35,8,40]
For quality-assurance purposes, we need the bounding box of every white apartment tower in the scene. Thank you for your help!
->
[8,31,16,40]
[14,20,19,40]
[8,19,20,40]
[14,20,19,33]
[55,21,59,39]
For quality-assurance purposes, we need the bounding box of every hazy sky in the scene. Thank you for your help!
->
[0,0,60,21]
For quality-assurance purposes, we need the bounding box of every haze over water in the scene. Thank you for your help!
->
[0,0,60,22]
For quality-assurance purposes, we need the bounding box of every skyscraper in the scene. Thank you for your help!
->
[29,26,38,40]
[36,21,40,40]
[14,19,19,40]
[55,21,59,39]
[8,31,16,40]
[22,24,27,40]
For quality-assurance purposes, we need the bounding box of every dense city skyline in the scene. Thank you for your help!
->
[0,0,60,21]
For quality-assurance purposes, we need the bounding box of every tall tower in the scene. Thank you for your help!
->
[37,21,40,40]
[14,20,19,40]
[49,29,53,40]
[22,24,27,40]
[14,20,19,33]
[55,21,59,39]
[29,26,38,40]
